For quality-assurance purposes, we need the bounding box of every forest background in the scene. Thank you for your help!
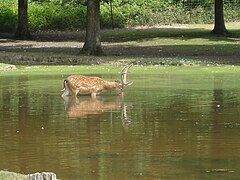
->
[1,0,240,32]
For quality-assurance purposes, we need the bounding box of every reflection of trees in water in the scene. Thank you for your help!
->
[213,74,224,112]
[17,75,29,173]
[209,74,240,167]
[18,76,29,123]
[212,73,240,112]
[1,78,11,118]
[213,88,224,112]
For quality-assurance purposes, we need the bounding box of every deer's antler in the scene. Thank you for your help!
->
[121,64,133,87]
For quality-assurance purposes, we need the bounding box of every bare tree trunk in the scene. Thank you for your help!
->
[15,0,31,40]
[211,0,229,35]
[81,0,104,56]
[110,0,114,29]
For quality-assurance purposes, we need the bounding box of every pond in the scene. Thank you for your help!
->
[0,65,240,179]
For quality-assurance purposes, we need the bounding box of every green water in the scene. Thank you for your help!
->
[0,65,240,179]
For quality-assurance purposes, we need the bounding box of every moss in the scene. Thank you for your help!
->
[0,171,27,180]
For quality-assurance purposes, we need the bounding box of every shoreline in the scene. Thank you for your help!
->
[0,51,239,67]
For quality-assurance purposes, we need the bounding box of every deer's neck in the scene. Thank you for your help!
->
[104,81,116,90]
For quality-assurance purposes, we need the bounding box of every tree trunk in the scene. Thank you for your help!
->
[211,0,229,35]
[15,0,31,40]
[81,0,104,56]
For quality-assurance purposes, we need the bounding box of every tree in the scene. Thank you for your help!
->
[15,0,31,40]
[211,0,229,35]
[81,0,104,56]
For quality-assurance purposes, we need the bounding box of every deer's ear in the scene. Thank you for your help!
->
[115,80,121,84]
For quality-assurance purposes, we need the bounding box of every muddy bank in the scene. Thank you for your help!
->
[0,50,239,66]
[0,51,232,66]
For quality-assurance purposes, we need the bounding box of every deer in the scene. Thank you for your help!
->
[61,64,133,97]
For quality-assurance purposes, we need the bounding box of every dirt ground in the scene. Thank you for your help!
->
[0,31,239,66]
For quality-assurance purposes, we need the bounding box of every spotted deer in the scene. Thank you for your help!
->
[61,64,133,97]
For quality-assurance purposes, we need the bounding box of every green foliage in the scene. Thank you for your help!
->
[0,6,17,32]
[100,1,215,26]
[28,2,86,31]
[224,4,240,22]
[0,0,239,32]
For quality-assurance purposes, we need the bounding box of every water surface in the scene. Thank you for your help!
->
[0,66,240,179]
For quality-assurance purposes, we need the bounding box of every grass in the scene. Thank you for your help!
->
[1,64,240,77]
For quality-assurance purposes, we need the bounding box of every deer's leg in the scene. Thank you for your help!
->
[72,89,79,96]
[91,92,97,98]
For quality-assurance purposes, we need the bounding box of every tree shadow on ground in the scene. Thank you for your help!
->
[101,28,240,43]
[1,27,239,42]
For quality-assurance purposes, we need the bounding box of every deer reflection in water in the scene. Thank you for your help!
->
[62,96,131,126]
